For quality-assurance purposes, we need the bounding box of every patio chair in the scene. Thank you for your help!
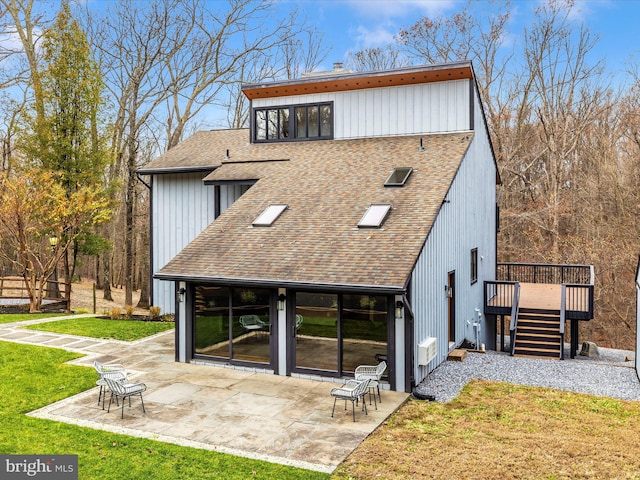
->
[239,314,268,342]
[330,378,371,422]
[104,376,147,419]
[295,314,303,330]
[355,360,387,409]
[93,360,127,410]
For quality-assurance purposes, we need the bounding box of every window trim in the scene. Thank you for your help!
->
[470,248,478,285]
[253,101,334,143]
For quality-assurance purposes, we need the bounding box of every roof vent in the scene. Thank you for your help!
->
[333,62,344,70]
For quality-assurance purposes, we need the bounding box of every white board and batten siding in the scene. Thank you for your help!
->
[152,172,215,314]
[409,83,497,386]
[152,173,247,314]
[252,79,471,139]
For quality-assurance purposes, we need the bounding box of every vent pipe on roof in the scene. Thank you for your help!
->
[418,138,425,152]
[225,149,230,160]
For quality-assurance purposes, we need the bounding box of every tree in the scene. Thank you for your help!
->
[345,45,409,72]
[0,169,111,311]
[20,1,111,306]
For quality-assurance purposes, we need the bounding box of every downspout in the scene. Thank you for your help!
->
[402,291,415,393]
[136,173,153,306]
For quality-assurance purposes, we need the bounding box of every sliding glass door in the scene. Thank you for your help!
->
[194,286,272,365]
[292,291,389,376]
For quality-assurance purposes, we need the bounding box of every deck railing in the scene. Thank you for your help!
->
[497,263,593,285]
[509,283,520,356]
[0,276,69,310]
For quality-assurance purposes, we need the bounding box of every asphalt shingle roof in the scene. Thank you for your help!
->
[155,131,473,292]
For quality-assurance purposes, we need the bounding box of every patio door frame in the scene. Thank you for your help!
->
[190,283,279,371]
[286,290,394,380]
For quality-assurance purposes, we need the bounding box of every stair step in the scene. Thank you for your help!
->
[514,346,561,358]
[515,334,561,343]
[517,328,561,336]
[515,340,561,350]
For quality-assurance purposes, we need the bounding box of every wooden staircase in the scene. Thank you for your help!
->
[512,308,563,359]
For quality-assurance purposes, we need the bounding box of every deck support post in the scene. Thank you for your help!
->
[570,319,579,359]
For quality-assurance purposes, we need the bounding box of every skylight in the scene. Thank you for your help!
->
[358,204,391,228]
[252,204,287,227]
[384,167,413,187]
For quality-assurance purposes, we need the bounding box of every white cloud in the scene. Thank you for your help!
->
[350,24,397,49]
[346,0,460,19]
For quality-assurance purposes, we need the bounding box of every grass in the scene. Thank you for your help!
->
[194,314,386,350]
[0,313,69,324]
[22,317,175,341]
[0,340,328,480]
[332,379,640,480]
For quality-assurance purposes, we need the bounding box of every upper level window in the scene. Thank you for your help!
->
[254,102,332,143]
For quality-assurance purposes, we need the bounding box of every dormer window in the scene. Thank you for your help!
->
[254,102,333,143]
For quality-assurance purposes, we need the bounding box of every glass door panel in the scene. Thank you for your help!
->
[194,286,231,358]
[295,292,338,372]
[231,288,271,363]
[341,294,388,373]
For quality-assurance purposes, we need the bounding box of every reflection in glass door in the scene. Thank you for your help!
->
[231,288,270,363]
[293,291,389,376]
[193,286,271,365]
[341,294,388,373]
[294,292,338,371]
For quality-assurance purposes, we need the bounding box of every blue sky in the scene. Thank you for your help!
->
[278,0,640,79]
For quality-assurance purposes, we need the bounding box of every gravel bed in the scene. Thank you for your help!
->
[414,347,640,403]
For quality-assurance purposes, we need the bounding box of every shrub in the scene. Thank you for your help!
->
[124,305,135,319]
[161,313,175,322]
[109,307,121,320]
[149,306,161,320]
[75,308,90,314]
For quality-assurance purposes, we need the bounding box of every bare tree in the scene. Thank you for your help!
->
[345,45,409,72]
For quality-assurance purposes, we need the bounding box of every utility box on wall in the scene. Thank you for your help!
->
[418,337,438,366]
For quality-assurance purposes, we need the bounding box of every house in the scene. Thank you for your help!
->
[137,62,500,392]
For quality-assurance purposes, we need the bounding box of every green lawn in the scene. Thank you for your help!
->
[0,340,328,480]
[22,317,175,341]
[0,313,69,324]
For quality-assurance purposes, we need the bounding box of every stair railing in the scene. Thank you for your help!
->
[509,282,521,356]
[559,284,566,360]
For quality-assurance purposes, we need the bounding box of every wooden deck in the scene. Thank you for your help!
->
[489,282,590,312]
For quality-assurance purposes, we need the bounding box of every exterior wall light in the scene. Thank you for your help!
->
[395,300,404,319]
[177,287,186,303]
[277,293,286,311]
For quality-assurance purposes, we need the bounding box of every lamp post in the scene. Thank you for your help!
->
[48,236,60,299]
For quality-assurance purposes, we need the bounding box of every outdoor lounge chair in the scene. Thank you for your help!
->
[355,360,387,409]
[93,360,127,410]
[330,378,371,422]
[104,376,147,419]
[239,314,267,331]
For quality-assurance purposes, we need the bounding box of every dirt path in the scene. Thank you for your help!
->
[69,281,148,315]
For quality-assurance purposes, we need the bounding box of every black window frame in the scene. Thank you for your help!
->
[470,248,478,285]
[252,101,333,143]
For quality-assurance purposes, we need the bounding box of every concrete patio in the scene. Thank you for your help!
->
[0,316,408,473]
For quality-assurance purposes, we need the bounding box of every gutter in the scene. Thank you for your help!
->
[153,273,406,295]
